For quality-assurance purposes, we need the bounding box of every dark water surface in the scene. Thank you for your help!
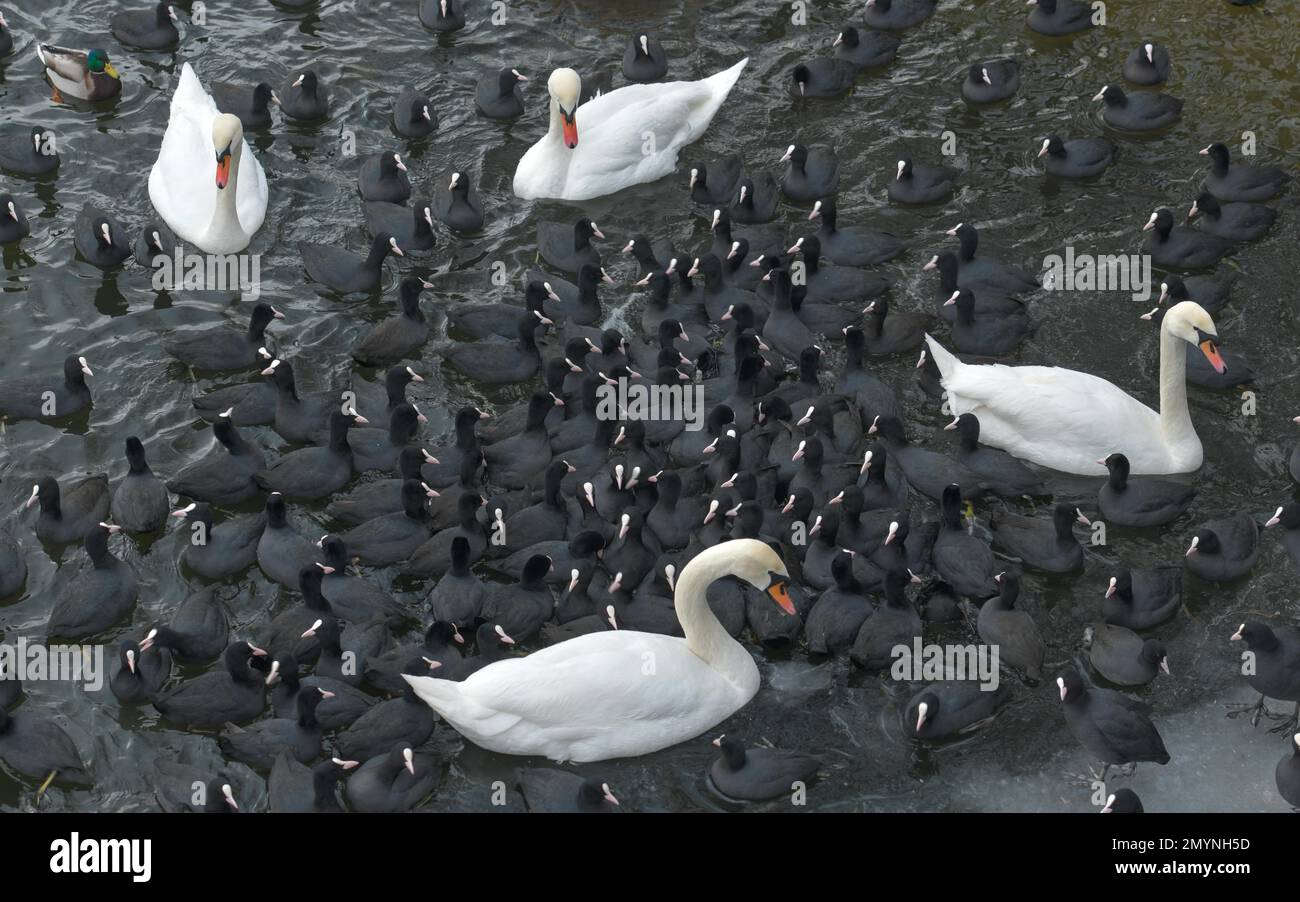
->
[1,0,1298,812]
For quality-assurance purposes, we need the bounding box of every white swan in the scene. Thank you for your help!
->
[403,539,792,762]
[925,301,1225,476]
[148,62,268,254]
[513,59,748,202]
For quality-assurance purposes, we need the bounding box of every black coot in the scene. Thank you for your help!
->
[345,745,437,813]
[110,437,170,534]
[516,768,620,812]
[709,734,820,801]
[152,641,268,728]
[393,85,436,137]
[1057,667,1170,779]
[48,523,138,640]
[623,34,668,82]
[279,69,329,121]
[1097,453,1195,527]
[962,59,1020,103]
[28,473,110,544]
[213,80,276,129]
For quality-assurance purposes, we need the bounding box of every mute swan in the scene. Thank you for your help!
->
[149,63,268,254]
[403,539,792,762]
[925,301,1225,476]
[513,58,748,202]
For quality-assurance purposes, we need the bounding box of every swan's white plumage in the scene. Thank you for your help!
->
[925,301,1218,476]
[513,58,748,202]
[406,634,754,761]
[149,63,267,253]
[403,539,786,762]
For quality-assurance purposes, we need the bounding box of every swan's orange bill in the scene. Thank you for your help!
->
[768,581,795,615]
[562,112,579,149]
[1200,339,1226,375]
[215,150,232,190]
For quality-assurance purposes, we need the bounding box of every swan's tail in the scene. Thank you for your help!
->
[924,333,961,383]
[706,57,749,98]
[174,62,205,103]
[402,673,464,718]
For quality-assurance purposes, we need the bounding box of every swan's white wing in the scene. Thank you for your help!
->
[942,358,1162,475]
[235,144,268,235]
[406,631,740,759]
[150,64,217,244]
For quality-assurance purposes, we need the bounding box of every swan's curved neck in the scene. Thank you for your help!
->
[1158,327,1195,448]
[204,140,247,248]
[674,545,754,683]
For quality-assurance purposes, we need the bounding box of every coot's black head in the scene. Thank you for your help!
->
[225,640,269,682]
[1052,503,1083,538]
[576,778,619,808]
[1143,208,1174,239]
[949,412,981,447]
[576,262,608,290]
[912,691,941,733]
[1056,666,1087,703]
[1201,142,1231,173]
[521,554,553,585]
[1100,788,1143,813]
[1269,503,1300,532]
[1101,452,1131,487]
[252,82,274,109]
[297,565,329,608]
[403,655,438,679]
[248,302,281,339]
[995,570,1020,607]
[85,521,117,564]
[573,217,602,246]
[1158,275,1187,303]
[1188,528,1221,557]
[318,534,348,570]
[1231,621,1279,651]
[757,396,791,425]
[871,414,906,444]
[1139,639,1169,675]
[570,530,607,558]
[1040,134,1066,158]
[1106,569,1133,600]
[712,733,747,769]
[63,354,92,388]
[1094,84,1125,105]
[426,619,464,647]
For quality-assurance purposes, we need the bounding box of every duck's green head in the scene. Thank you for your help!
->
[87,49,119,79]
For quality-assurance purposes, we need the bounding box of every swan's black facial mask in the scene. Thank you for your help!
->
[1194,327,1226,374]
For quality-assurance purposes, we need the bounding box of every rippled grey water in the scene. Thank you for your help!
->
[0,0,1298,812]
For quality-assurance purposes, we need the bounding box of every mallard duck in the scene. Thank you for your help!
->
[36,44,121,101]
